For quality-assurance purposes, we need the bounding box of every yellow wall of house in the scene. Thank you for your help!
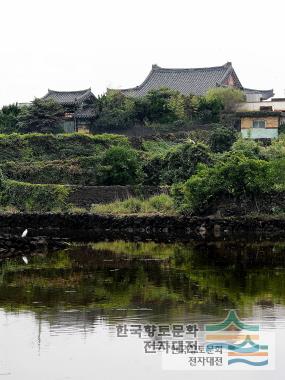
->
[241,116,279,129]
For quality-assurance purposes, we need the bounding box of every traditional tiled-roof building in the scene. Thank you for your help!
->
[42,88,94,105]
[116,62,273,101]
[42,88,97,133]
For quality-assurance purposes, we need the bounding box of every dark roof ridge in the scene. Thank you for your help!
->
[243,87,274,93]
[42,88,94,105]
[119,63,234,94]
[151,62,232,73]
[243,88,274,100]
[47,88,91,94]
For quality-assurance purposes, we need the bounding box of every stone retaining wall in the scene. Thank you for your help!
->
[202,192,285,217]
[1,213,285,242]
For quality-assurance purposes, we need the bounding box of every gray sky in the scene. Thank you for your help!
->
[1,0,284,107]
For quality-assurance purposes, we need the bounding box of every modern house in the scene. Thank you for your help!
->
[236,99,285,139]
[42,88,97,133]
[115,62,273,102]
[237,110,285,139]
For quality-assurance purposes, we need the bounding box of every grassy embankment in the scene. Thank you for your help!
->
[1,132,285,217]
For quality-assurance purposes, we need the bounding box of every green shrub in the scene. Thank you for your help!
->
[136,88,181,124]
[146,194,174,212]
[0,168,5,191]
[0,136,153,186]
[142,155,164,185]
[261,135,285,160]
[186,129,212,145]
[141,139,177,155]
[279,124,285,135]
[161,141,212,184]
[209,125,237,153]
[0,156,102,185]
[174,153,274,213]
[92,90,135,131]
[0,104,21,134]
[92,109,133,131]
[231,138,262,159]
[99,146,143,185]
[91,198,143,214]
[190,95,222,123]
[0,133,129,163]
[205,88,246,113]
[17,98,64,133]
[268,158,285,191]
[1,180,70,212]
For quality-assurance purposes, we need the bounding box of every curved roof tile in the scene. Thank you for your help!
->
[243,88,274,100]
[118,62,243,97]
[42,88,94,105]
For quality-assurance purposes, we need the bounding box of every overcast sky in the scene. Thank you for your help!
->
[1,0,284,107]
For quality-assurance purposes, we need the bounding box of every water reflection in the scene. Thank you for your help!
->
[1,240,285,379]
[1,241,285,322]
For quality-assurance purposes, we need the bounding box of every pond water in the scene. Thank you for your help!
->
[0,240,285,379]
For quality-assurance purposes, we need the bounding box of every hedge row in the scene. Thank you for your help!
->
[0,144,142,186]
[0,157,102,185]
[0,133,129,162]
[0,180,70,212]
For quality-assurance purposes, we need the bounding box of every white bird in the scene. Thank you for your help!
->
[22,256,28,264]
[21,229,28,238]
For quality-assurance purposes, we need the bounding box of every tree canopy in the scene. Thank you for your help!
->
[0,104,21,133]
[17,98,64,133]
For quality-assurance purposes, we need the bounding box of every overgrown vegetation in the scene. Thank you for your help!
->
[2,86,283,217]
[160,141,212,184]
[0,136,142,186]
[0,129,284,216]
[0,104,21,134]
[91,87,243,131]
[17,99,64,133]
[0,133,129,162]
[0,179,70,212]
[172,137,285,214]
[91,194,175,215]
[0,87,243,134]
[99,146,143,185]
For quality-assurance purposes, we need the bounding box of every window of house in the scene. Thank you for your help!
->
[252,119,266,128]
[260,106,272,111]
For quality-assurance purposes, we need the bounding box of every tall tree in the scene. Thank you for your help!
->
[17,98,64,133]
[0,104,21,133]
